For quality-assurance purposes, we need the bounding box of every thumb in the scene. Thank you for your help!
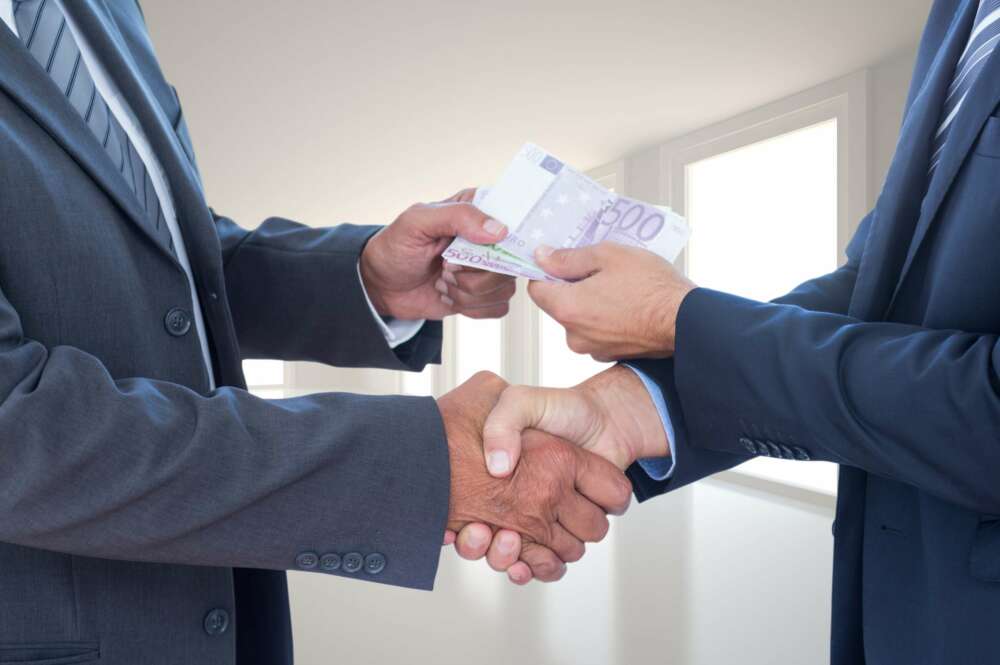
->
[482,385,600,478]
[422,203,508,245]
[534,245,604,281]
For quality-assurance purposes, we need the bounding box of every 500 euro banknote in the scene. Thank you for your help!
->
[443,143,690,281]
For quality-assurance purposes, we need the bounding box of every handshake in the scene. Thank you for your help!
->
[437,365,671,584]
[361,168,698,584]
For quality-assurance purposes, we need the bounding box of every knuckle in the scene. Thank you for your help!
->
[457,202,482,223]
[592,515,611,542]
[533,557,562,580]
[567,334,587,354]
[491,303,511,318]
[613,477,634,512]
[543,563,568,583]
[566,541,586,563]
[471,370,503,388]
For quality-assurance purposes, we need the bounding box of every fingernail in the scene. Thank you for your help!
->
[466,529,485,548]
[442,271,459,286]
[443,262,460,272]
[498,533,516,554]
[435,278,449,294]
[483,218,506,237]
[441,294,455,307]
[535,245,555,259]
[487,450,511,476]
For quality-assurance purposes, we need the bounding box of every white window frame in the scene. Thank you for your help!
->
[661,70,870,275]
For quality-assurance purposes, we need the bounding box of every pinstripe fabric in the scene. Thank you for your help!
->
[13,0,174,254]
[930,0,1000,173]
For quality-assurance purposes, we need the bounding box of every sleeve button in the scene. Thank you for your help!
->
[319,553,342,572]
[295,552,319,570]
[343,552,364,573]
[364,553,386,575]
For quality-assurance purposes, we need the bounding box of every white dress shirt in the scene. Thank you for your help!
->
[1,1,422,390]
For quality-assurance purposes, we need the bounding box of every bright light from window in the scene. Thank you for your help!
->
[685,119,839,496]
[686,119,839,301]
[455,316,503,385]
[540,312,610,388]
[242,359,284,387]
[401,367,435,396]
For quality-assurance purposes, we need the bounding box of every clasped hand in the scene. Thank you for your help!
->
[368,191,688,583]
[440,365,669,584]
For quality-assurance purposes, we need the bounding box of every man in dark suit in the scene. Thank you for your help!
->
[0,1,632,663]
[461,0,1000,661]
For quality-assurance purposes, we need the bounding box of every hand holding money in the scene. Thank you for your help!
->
[529,241,697,360]
[443,143,695,360]
[443,143,690,282]
[360,189,516,321]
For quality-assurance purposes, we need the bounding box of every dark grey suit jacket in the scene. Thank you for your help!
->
[0,1,449,664]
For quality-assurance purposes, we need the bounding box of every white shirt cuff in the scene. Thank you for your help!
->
[356,263,425,349]
[622,364,677,481]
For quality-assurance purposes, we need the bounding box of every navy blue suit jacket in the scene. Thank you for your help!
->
[629,1,1000,663]
[0,2,448,664]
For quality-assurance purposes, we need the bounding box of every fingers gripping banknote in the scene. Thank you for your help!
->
[443,143,691,281]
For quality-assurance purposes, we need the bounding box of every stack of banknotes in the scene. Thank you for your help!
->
[443,143,691,281]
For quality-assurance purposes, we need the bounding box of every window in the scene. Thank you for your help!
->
[682,121,840,495]
[686,119,839,301]
[243,359,285,398]
[661,72,870,496]
[455,316,503,385]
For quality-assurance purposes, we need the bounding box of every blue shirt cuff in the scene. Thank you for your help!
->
[622,364,676,481]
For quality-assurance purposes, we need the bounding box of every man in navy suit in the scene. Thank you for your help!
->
[457,0,1000,662]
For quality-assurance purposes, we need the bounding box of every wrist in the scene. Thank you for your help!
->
[578,366,669,465]
[657,282,696,355]
[359,240,392,317]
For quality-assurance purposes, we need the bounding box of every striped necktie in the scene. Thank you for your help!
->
[13,0,175,254]
[930,0,1000,174]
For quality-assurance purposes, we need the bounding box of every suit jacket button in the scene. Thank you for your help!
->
[320,553,342,572]
[765,441,782,458]
[793,447,811,461]
[164,308,192,336]
[295,552,319,570]
[204,608,230,636]
[364,553,386,575]
[754,440,771,456]
[739,437,756,454]
[343,552,364,573]
[779,444,796,460]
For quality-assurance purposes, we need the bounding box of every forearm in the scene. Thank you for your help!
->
[0,333,450,589]
[214,212,442,370]
[673,287,1000,513]
[626,261,863,498]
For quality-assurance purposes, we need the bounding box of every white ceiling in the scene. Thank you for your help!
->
[145,0,931,228]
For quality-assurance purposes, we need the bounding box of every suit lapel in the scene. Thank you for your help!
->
[61,1,222,265]
[850,0,978,320]
[0,15,175,260]
[887,48,1000,312]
